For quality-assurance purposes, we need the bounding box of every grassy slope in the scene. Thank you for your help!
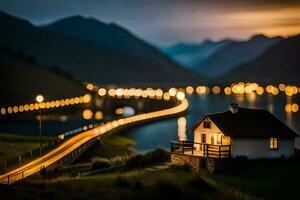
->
[8,168,232,200]
[75,135,136,163]
[0,52,85,106]
[34,157,300,200]
[209,160,300,199]
[0,133,54,160]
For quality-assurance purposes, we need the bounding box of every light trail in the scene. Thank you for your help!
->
[0,98,188,184]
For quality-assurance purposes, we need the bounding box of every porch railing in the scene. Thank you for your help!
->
[171,140,231,158]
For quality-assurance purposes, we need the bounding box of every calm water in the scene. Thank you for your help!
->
[1,94,299,152]
[124,94,300,153]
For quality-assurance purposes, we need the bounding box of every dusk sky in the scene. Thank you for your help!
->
[1,0,300,45]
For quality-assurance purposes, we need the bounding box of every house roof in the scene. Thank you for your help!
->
[188,107,298,138]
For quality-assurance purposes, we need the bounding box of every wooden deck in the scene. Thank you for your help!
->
[171,140,231,158]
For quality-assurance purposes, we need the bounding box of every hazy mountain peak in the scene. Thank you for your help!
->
[47,15,107,27]
[220,34,300,84]
[0,11,32,26]
[250,34,269,40]
[201,39,214,45]
[194,34,283,77]
[44,15,183,64]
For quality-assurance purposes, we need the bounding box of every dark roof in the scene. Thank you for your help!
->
[188,108,298,138]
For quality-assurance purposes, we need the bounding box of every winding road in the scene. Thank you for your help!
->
[0,99,188,184]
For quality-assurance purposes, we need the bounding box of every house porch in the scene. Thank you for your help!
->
[170,140,231,158]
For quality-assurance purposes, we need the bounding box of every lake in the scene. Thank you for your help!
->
[0,93,299,152]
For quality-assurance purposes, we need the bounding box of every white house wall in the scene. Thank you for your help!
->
[231,138,294,159]
[294,136,300,149]
[194,117,223,145]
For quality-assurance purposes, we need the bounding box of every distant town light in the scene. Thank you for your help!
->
[224,87,232,95]
[95,111,103,120]
[186,86,194,94]
[176,91,185,100]
[163,92,171,101]
[83,109,93,120]
[272,87,279,96]
[98,88,107,96]
[212,86,221,94]
[116,88,124,97]
[256,87,264,95]
[86,83,94,91]
[1,108,6,115]
[292,103,299,112]
[285,104,292,113]
[83,94,92,103]
[279,83,286,91]
[7,107,13,114]
[36,95,44,103]
[108,89,116,96]
[115,108,124,115]
[292,86,298,95]
[285,86,293,96]
[196,86,207,95]
[169,88,177,96]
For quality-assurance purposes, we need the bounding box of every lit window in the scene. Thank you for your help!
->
[203,121,211,129]
[269,138,278,150]
[217,134,222,145]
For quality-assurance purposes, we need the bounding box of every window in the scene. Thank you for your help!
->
[211,135,215,145]
[269,138,278,150]
[201,134,206,143]
[217,135,222,145]
[203,121,211,129]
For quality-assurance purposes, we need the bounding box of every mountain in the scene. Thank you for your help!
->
[0,11,203,85]
[160,39,232,69]
[220,34,300,84]
[44,16,170,63]
[195,34,283,77]
[0,49,85,106]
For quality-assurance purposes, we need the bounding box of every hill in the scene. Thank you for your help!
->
[0,50,85,106]
[195,35,283,77]
[160,39,231,69]
[0,12,203,85]
[220,34,300,84]
[44,16,173,63]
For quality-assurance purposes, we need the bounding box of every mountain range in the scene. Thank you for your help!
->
[44,16,169,63]
[1,10,299,89]
[0,12,203,85]
[220,34,300,85]
[162,35,283,78]
[161,39,231,69]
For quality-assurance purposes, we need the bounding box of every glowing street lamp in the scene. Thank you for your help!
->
[36,94,44,156]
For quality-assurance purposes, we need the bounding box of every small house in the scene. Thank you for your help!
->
[171,104,298,173]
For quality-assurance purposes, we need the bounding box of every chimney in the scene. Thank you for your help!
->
[229,103,238,114]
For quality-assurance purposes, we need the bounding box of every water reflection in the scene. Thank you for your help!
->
[177,117,186,141]
[246,93,256,107]
[267,95,274,113]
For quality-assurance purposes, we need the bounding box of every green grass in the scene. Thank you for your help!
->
[7,142,298,200]
[208,159,300,199]
[0,132,55,160]
[75,135,136,163]
[47,135,137,177]
[10,168,233,200]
